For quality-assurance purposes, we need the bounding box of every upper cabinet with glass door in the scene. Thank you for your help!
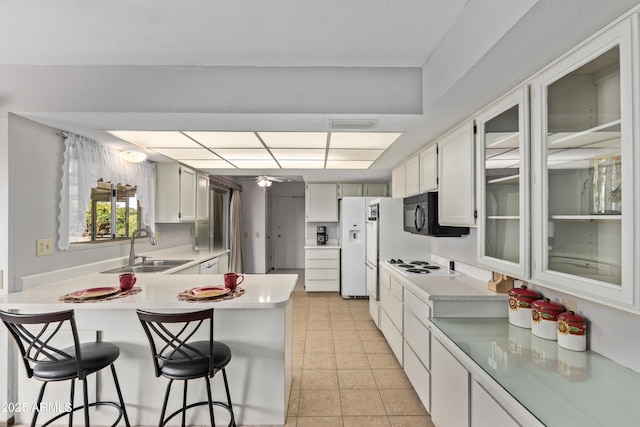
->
[531,17,637,308]
[477,87,529,278]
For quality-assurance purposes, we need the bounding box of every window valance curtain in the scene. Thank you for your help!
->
[57,132,156,250]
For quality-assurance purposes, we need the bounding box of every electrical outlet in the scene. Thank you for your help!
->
[36,239,53,256]
[0,269,3,290]
[244,231,248,238]
[563,298,577,313]
[255,232,260,238]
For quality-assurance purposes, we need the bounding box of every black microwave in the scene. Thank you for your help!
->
[403,192,470,237]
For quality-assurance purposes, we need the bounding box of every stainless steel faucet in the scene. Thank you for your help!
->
[129,226,157,266]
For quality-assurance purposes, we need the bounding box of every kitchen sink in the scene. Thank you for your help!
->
[101,259,193,274]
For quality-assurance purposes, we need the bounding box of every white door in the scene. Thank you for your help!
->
[276,195,305,269]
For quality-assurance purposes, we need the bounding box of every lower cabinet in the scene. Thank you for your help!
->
[431,338,470,427]
[471,380,519,427]
[403,341,431,413]
[305,248,340,291]
[380,273,404,364]
[403,289,431,412]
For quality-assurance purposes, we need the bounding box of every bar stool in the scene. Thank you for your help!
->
[136,308,236,427]
[0,309,130,427]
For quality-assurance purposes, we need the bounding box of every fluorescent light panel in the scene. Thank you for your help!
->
[270,149,326,160]
[230,159,280,168]
[109,131,199,148]
[325,160,373,169]
[327,149,384,161]
[185,131,263,148]
[278,160,325,169]
[214,148,273,160]
[259,132,327,148]
[151,148,219,160]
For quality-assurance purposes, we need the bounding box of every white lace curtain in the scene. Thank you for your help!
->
[57,132,156,250]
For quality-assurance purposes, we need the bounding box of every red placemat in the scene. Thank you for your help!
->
[58,287,142,303]
[178,286,245,302]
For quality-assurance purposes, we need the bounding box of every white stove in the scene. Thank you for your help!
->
[384,259,460,277]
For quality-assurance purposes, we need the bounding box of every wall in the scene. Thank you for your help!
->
[239,178,267,274]
[7,114,195,290]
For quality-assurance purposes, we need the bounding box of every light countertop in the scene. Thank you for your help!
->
[431,317,640,427]
[381,263,508,302]
[304,245,341,249]
[0,273,297,310]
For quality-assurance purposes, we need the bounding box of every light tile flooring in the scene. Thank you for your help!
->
[279,269,435,427]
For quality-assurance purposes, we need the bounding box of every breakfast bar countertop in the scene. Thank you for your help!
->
[0,273,298,310]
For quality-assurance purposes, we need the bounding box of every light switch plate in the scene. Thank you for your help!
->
[36,239,53,256]
[0,269,3,290]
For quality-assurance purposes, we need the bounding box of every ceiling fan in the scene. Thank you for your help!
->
[255,175,284,187]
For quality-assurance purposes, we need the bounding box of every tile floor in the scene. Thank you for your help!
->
[280,268,435,427]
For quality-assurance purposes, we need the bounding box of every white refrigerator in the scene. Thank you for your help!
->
[339,197,375,298]
[365,198,429,327]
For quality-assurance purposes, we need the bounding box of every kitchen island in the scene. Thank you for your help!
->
[0,273,297,426]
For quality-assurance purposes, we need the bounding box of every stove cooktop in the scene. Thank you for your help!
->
[385,259,460,277]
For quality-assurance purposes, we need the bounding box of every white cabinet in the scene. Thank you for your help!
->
[419,144,438,193]
[338,183,363,198]
[438,120,476,226]
[392,163,406,197]
[404,154,420,196]
[196,172,209,222]
[156,163,197,223]
[338,183,388,198]
[363,183,388,197]
[431,337,470,427]
[305,248,340,291]
[403,289,431,412]
[305,183,338,222]
[217,253,229,274]
[531,17,636,308]
[476,87,530,278]
[380,274,403,364]
[471,381,519,427]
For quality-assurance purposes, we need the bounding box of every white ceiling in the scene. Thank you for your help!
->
[3,0,639,182]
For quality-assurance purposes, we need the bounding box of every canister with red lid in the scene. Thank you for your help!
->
[508,285,541,329]
[557,311,587,351]
[531,298,565,340]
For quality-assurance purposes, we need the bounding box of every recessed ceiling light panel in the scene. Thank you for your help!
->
[327,149,384,161]
[230,159,280,169]
[109,131,199,148]
[185,131,263,148]
[151,148,220,160]
[214,148,274,160]
[270,149,326,160]
[259,132,327,148]
[278,160,325,169]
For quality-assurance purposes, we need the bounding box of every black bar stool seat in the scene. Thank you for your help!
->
[32,341,120,381]
[159,340,232,380]
[0,309,130,427]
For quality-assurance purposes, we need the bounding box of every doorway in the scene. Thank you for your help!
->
[275,195,305,269]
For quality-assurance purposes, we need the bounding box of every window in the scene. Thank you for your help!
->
[74,180,141,243]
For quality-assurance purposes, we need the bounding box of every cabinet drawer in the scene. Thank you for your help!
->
[405,289,430,326]
[404,341,431,413]
[306,249,340,259]
[306,259,340,269]
[380,310,403,365]
[380,284,402,332]
[305,279,339,292]
[390,276,404,302]
[306,268,339,280]
[404,310,431,369]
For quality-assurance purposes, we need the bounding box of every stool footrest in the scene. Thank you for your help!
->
[161,400,235,427]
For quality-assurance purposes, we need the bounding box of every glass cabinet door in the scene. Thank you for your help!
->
[477,87,529,278]
[532,18,635,307]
